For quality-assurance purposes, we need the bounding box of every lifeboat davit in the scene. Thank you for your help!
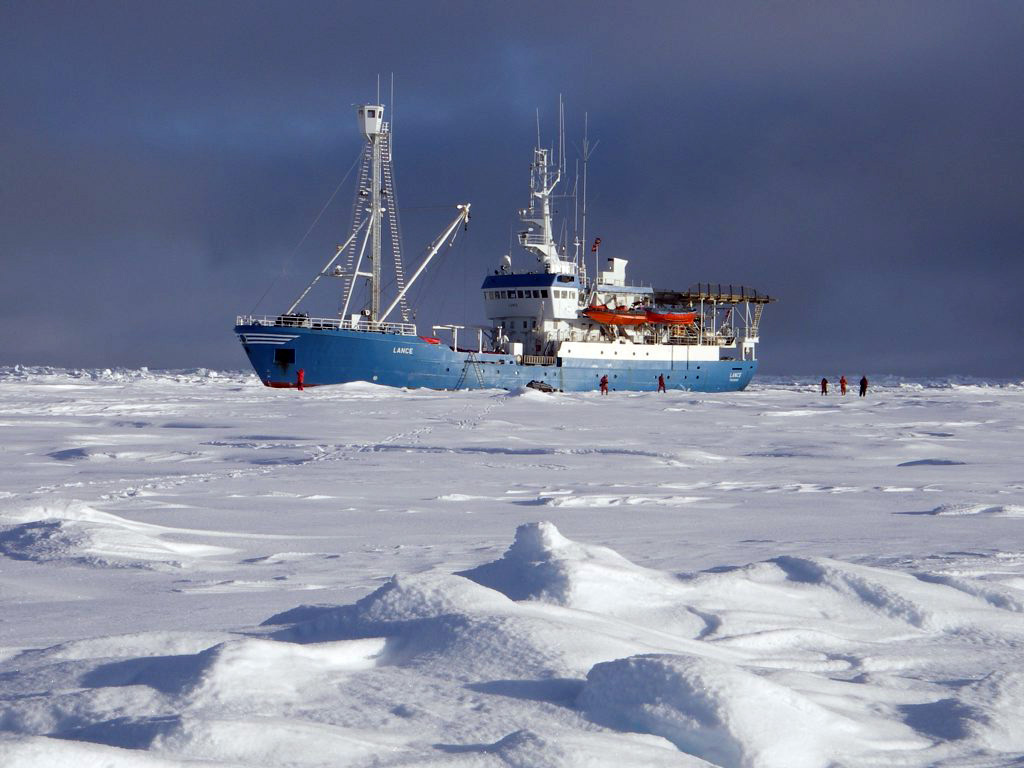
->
[582,305,648,325]
[644,309,697,325]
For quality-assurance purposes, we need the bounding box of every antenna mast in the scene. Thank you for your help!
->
[579,113,599,286]
[558,95,565,176]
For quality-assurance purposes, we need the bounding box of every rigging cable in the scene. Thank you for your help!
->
[250,150,363,314]
[408,218,469,327]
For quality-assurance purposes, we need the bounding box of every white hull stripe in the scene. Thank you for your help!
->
[239,334,299,345]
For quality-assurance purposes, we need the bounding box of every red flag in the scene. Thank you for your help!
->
[591,237,602,253]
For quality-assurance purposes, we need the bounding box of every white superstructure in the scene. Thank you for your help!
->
[479,129,771,364]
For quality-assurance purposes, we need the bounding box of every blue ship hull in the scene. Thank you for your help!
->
[235,323,757,392]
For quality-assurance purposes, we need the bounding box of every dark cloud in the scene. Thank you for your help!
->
[2,1,1022,376]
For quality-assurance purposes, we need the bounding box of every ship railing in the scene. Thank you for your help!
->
[236,315,418,336]
[518,233,551,246]
[655,335,738,347]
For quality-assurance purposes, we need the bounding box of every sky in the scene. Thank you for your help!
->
[2,1,1022,377]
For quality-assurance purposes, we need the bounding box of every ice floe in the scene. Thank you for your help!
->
[2,369,1024,766]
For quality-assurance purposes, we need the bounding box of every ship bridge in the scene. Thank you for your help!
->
[481,272,583,324]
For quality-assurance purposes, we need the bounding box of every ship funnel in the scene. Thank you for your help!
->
[357,104,384,140]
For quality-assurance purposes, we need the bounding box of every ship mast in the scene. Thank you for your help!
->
[369,111,383,321]
[518,146,573,275]
[341,103,409,324]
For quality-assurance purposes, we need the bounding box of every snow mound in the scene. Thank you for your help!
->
[152,716,406,766]
[0,501,234,568]
[0,519,92,563]
[961,670,1024,751]
[432,727,691,768]
[269,563,656,678]
[44,631,234,662]
[0,736,189,768]
[458,521,692,618]
[188,638,385,707]
[927,503,1024,517]
[502,386,561,401]
[578,653,866,768]
[767,555,1007,631]
[270,571,515,644]
[80,637,383,701]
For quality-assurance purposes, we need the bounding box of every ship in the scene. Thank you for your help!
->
[235,101,774,392]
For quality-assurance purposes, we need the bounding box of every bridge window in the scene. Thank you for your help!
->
[517,290,525,298]
[541,290,548,298]
[532,290,540,298]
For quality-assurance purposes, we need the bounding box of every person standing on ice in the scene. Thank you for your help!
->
[600,375,609,395]
[859,375,868,397]
[297,368,305,391]
[657,374,666,393]
[839,375,847,395]
[820,377,828,395]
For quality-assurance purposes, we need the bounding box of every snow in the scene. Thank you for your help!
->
[1,367,1023,766]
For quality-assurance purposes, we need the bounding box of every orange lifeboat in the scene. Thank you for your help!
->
[582,304,648,325]
[644,309,697,325]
